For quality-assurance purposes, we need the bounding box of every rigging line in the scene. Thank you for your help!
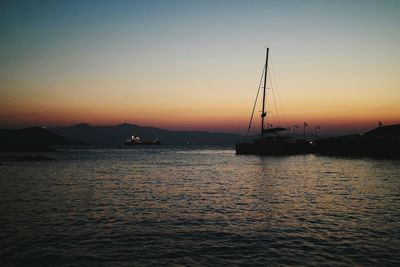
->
[268,66,281,126]
[270,57,286,125]
[269,56,287,125]
[268,67,280,126]
[268,57,281,126]
[245,64,266,141]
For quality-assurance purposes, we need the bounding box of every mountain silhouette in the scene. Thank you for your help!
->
[316,124,400,158]
[0,127,73,151]
[49,123,245,145]
[364,124,400,137]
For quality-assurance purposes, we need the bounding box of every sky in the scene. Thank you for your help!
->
[1,0,399,135]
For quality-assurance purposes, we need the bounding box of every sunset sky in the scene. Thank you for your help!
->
[1,0,399,134]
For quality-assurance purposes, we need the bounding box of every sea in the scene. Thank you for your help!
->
[1,145,399,266]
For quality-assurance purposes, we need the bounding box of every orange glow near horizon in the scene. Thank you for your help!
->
[1,66,399,135]
[1,97,398,135]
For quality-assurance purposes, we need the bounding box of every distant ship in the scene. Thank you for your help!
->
[125,134,160,145]
[235,48,313,155]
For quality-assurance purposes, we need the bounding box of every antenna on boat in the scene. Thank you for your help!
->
[261,47,269,139]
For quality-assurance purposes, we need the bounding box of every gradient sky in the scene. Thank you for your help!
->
[1,0,399,134]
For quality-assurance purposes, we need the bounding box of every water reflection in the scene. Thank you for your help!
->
[1,149,399,265]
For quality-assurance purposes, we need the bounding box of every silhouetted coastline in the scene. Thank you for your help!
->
[0,127,73,152]
[1,124,399,158]
[49,123,244,145]
[315,124,400,158]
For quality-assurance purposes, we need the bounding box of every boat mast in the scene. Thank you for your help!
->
[261,48,269,139]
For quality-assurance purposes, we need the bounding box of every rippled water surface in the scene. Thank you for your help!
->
[1,147,400,266]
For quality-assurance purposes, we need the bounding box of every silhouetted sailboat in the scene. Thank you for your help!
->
[235,48,313,155]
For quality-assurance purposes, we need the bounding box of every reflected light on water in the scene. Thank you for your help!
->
[1,148,399,265]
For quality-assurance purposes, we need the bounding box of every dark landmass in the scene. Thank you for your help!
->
[47,123,400,158]
[0,127,74,151]
[316,124,400,158]
[0,155,54,161]
[1,123,398,158]
[364,124,400,137]
[49,123,245,145]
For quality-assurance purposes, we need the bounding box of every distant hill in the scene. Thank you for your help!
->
[49,123,246,145]
[315,124,400,158]
[0,127,73,151]
[364,124,400,137]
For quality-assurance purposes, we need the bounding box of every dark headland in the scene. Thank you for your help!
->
[49,123,244,145]
[0,127,73,152]
[50,122,400,158]
[316,124,400,158]
[1,123,399,158]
